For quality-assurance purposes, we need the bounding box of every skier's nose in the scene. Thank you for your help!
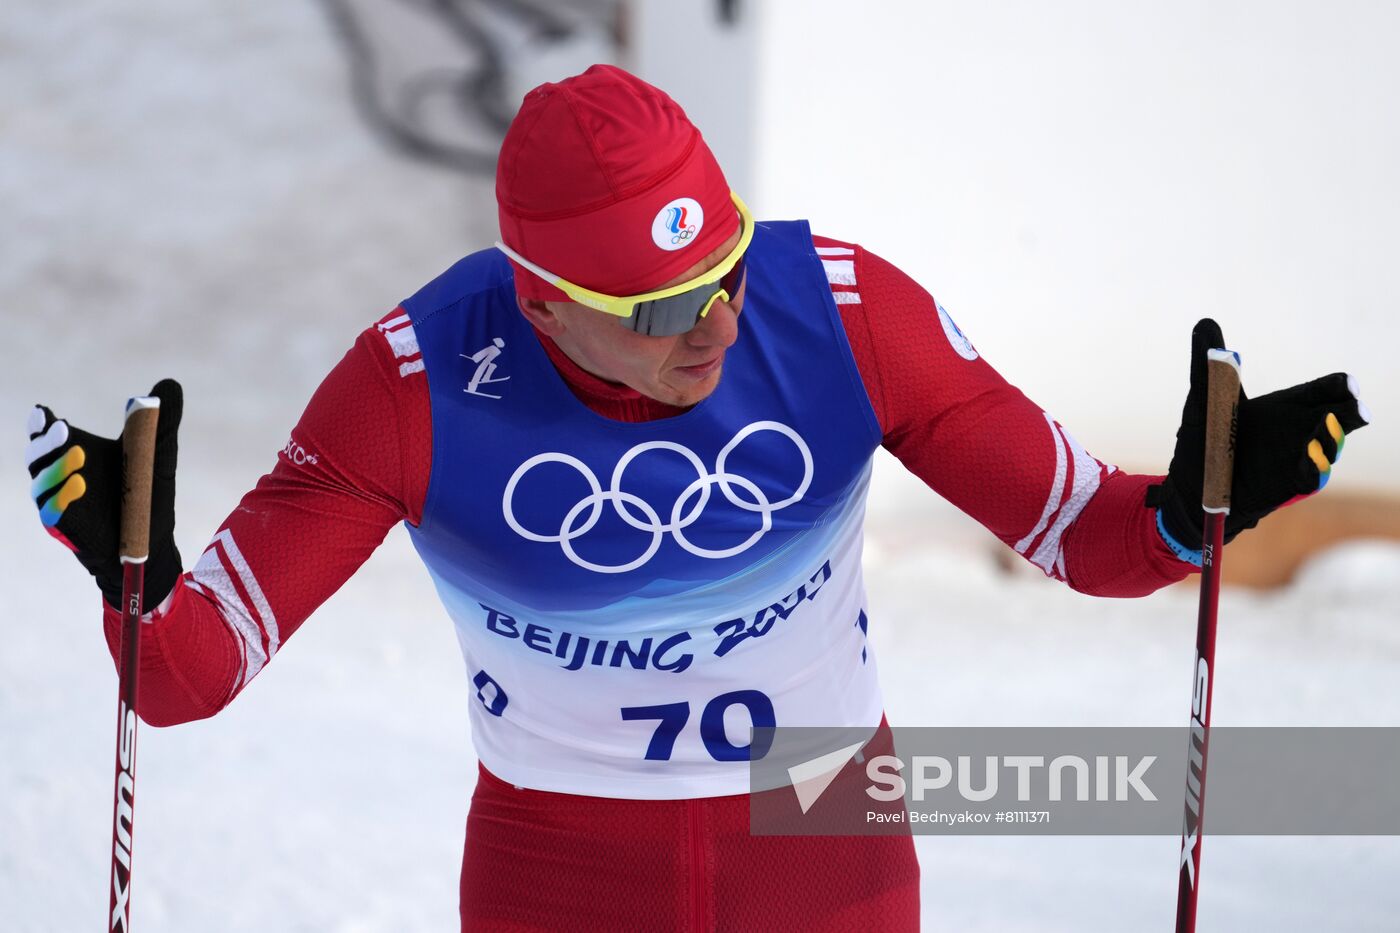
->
[687,297,740,350]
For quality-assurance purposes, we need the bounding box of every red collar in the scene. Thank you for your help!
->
[532,328,689,422]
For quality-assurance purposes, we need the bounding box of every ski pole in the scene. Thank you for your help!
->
[1173,348,1241,933]
[110,395,160,932]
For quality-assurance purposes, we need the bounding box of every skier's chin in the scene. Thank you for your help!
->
[660,361,725,407]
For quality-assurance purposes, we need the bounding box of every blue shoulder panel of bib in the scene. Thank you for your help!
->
[401,221,881,629]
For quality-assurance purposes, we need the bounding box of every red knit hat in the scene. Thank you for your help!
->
[496,64,738,302]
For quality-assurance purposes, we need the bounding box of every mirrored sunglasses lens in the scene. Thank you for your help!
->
[617,250,747,337]
[627,286,719,337]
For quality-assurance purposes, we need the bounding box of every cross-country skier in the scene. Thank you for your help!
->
[26,65,1370,930]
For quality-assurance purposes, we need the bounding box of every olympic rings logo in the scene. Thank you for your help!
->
[502,421,814,574]
[653,198,704,252]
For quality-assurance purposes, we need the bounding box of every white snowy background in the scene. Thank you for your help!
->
[3,1,1398,931]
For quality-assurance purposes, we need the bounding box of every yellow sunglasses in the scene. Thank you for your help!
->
[496,192,754,337]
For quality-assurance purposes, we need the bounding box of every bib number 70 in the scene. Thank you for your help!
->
[621,690,775,762]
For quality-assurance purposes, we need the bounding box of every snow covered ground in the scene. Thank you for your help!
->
[4,2,1398,930]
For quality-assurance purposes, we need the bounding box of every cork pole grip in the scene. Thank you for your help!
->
[1201,349,1242,514]
[119,397,161,562]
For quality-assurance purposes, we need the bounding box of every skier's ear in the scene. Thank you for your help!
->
[516,296,565,336]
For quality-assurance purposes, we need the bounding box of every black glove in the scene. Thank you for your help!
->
[27,380,184,612]
[1148,319,1370,560]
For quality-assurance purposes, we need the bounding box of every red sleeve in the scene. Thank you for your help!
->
[102,310,433,725]
[814,235,1194,597]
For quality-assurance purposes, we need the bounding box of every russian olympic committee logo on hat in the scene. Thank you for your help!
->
[651,196,704,251]
[503,421,813,574]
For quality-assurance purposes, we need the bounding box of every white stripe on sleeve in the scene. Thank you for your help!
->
[1011,412,1112,580]
[1027,423,1104,576]
[1014,412,1068,555]
[381,322,420,360]
[821,259,857,286]
[191,529,281,687]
